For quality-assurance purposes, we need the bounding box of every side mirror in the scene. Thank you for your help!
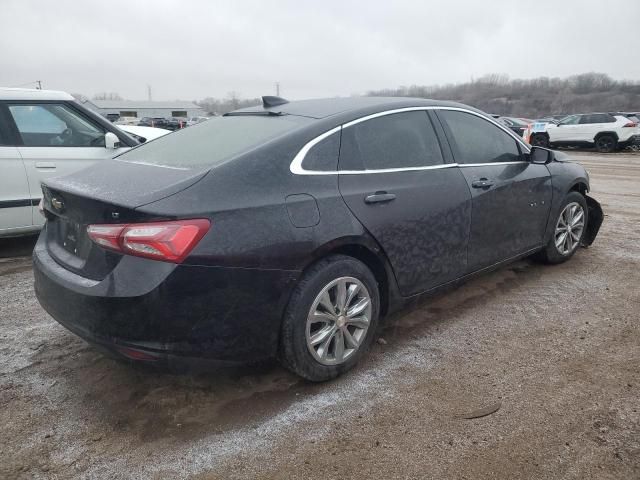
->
[529,146,554,164]
[104,132,121,149]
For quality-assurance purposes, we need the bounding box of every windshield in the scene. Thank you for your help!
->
[117,114,310,169]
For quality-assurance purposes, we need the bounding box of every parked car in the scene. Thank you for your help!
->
[114,116,140,126]
[138,117,169,128]
[138,117,185,131]
[0,88,137,237]
[166,117,187,130]
[117,125,171,143]
[498,117,531,138]
[33,96,603,381]
[187,116,209,126]
[529,113,640,152]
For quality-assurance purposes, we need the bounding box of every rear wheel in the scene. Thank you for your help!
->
[279,255,380,381]
[534,192,588,264]
[595,134,616,153]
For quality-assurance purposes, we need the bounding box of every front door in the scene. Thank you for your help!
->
[550,115,584,142]
[338,110,472,296]
[6,102,129,227]
[435,109,552,271]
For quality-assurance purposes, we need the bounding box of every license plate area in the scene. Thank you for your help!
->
[60,220,82,255]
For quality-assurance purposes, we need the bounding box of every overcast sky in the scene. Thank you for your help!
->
[1,0,639,101]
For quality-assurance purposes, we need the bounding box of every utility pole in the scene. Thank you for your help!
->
[276,82,280,96]
[36,80,42,90]
[147,84,152,101]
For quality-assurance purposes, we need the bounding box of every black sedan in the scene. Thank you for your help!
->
[34,96,603,381]
[498,116,531,137]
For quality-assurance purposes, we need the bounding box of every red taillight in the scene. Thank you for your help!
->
[87,219,210,263]
[623,122,638,127]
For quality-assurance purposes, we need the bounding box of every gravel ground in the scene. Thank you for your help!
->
[1,152,638,479]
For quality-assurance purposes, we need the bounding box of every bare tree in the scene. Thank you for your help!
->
[367,72,640,117]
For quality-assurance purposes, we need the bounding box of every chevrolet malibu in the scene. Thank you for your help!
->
[34,96,603,381]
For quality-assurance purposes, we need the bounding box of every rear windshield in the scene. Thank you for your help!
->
[117,115,308,169]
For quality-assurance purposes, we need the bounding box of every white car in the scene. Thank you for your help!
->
[0,88,137,237]
[187,116,210,126]
[114,116,140,126]
[529,113,640,152]
[117,125,171,143]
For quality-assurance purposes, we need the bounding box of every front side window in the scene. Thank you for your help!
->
[8,104,106,147]
[559,115,580,125]
[339,111,444,170]
[437,110,521,164]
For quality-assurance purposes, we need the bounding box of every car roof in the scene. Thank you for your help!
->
[0,87,75,101]
[230,96,472,120]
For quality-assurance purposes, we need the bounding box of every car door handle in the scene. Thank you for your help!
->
[364,192,396,204]
[35,162,56,170]
[471,178,494,189]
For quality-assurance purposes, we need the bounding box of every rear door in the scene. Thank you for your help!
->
[338,110,472,296]
[6,102,129,227]
[435,109,552,271]
[578,114,607,142]
[0,105,33,234]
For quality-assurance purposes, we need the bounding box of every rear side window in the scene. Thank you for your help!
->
[579,114,614,124]
[8,104,106,147]
[118,115,307,169]
[437,110,521,164]
[339,111,444,170]
[302,133,340,171]
[598,114,616,123]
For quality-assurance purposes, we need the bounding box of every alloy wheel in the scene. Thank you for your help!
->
[554,202,585,255]
[596,136,614,152]
[306,276,372,366]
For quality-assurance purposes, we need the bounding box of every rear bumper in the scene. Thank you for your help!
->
[33,232,299,363]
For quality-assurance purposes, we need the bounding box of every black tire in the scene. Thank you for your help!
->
[531,134,549,148]
[534,191,588,264]
[595,134,616,153]
[279,255,380,382]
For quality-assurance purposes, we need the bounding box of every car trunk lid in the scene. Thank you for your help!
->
[41,159,208,280]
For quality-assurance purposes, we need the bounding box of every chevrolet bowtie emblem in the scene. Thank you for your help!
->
[51,197,64,211]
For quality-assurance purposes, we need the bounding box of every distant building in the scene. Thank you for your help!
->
[82,99,204,120]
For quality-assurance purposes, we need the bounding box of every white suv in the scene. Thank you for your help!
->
[529,113,640,152]
[0,88,138,237]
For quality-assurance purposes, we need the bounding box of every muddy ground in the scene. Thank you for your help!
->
[1,152,638,479]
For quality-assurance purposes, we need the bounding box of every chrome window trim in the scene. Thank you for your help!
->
[459,161,528,167]
[289,106,530,175]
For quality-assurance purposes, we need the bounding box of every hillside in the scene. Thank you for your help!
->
[366,73,640,118]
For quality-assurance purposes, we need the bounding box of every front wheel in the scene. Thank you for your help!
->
[534,192,588,264]
[530,134,549,148]
[279,255,380,381]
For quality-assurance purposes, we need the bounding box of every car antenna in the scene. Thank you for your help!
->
[262,96,288,108]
